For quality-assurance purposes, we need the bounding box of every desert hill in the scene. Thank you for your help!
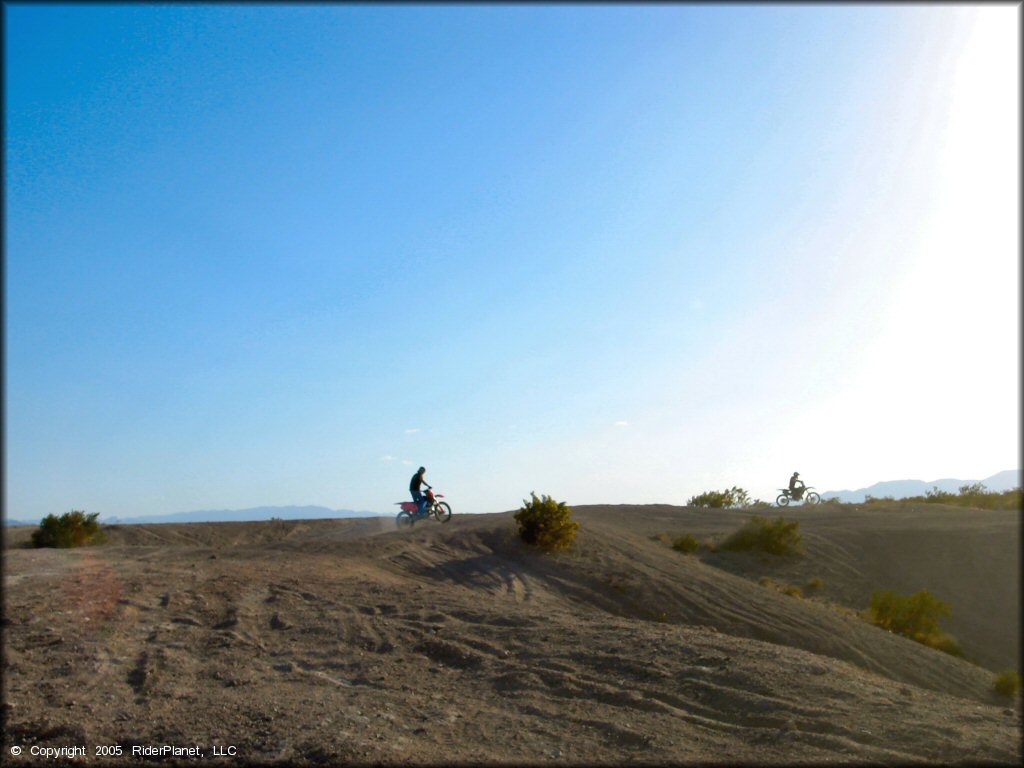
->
[571,503,1020,672]
[3,503,1020,764]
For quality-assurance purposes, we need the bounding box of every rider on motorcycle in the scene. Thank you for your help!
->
[789,471,806,498]
[410,467,432,516]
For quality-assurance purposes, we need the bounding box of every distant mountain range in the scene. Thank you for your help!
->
[5,470,1020,526]
[821,469,1021,504]
[3,505,387,527]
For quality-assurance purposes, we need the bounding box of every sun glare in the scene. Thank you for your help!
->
[778,9,1020,484]
[884,9,1019,380]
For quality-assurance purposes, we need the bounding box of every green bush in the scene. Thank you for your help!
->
[671,534,699,554]
[31,510,106,548]
[993,670,1020,698]
[687,490,732,508]
[514,492,579,550]
[868,589,948,637]
[923,632,964,658]
[720,515,803,556]
[924,486,956,503]
[866,589,962,656]
[687,486,753,508]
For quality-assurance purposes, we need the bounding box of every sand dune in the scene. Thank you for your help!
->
[3,503,1020,764]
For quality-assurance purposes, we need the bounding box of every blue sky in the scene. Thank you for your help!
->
[5,4,1019,520]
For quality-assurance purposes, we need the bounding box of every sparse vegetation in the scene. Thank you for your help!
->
[671,534,699,554]
[993,670,1020,698]
[719,515,803,556]
[757,576,806,599]
[650,532,672,545]
[806,576,823,591]
[514,492,579,550]
[924,483,1022,509]
[866,589,963,657]
[31,510,106,548]
[687,486,766,508]
[863,483,1021,510]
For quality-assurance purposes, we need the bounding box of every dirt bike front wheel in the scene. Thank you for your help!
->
[776,494,790,507]
[804,492,821,505]
[396,511,415,529]
[433,501,452,523]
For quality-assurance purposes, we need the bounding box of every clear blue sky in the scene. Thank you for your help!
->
[5,4,1019,520]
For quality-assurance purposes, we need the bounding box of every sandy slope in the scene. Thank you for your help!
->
[2,504,1020,765]
[572,503,1021,671]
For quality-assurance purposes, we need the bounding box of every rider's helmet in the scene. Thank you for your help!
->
[793,471,800,476]
[418,466,426,474]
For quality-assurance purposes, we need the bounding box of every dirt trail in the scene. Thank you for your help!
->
[3,506,1020,765]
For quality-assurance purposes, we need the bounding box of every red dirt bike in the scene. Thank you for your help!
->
[395,489,452,528]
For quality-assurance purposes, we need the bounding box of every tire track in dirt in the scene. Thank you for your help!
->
[5,510,1020,765]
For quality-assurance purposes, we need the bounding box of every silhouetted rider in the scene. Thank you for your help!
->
[410,467,432,515]
[789,471,806,497]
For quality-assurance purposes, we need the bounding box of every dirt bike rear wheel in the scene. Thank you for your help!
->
[433,501,452,523]
[805,491,820,505]
[776,494,790,507]
[396,511,415,529]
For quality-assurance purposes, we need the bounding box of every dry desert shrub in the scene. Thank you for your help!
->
[720,515,803,556]
[515,492,579,550]
[671,534,699,554]
[806,576,824,591]
[864,483,1022,510]
[922,632,965,657]
[688,486,772,507]
[922,483,1021,509]
[993,670,1020,698]
[31,510,106,548]
[757,577,804,598]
